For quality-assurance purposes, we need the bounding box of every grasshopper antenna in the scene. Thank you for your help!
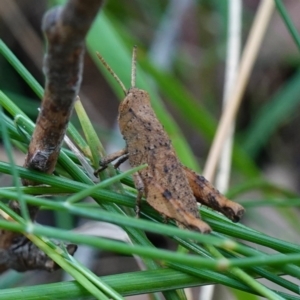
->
[131,45,137,88]
[96,52,127,96]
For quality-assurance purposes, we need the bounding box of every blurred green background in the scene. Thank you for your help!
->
[1,0,300,299]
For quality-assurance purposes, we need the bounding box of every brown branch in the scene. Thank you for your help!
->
[25,0,104,178]
[0,0,104,273]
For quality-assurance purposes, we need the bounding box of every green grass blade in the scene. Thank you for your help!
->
[242,69,300,158]
[0,40,44,99]
[274,0,300,51]
[28,236,112,300]
[0,106,29,221]
[0,268,248,300]
[66,164,147,203]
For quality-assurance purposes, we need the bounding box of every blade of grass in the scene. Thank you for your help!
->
[2,218,300,272]
[205,245,284,300]
[0,202,119,300]
[0,268,255,300]
[66,164,147,204]
[274,0,300,51]
[242,68,300,158]
[74,97,124,190]
[74,97,104,167]
[2,162,300,255]
[0,188,237,249]
[173,236,300,295]
[0,40,43,98]
[0,105,29,221]
[226,178,297,199]
[27,235,113,300]
[241,198,300,208]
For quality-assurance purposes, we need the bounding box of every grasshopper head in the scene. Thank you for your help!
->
[119,87,150,115]
[118,87,151,133]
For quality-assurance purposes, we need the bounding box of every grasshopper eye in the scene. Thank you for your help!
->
[119,95,131,113]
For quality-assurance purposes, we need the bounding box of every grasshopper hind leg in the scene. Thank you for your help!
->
[183,165,244,222]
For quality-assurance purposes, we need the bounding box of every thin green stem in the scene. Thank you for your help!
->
[274,0,300,52]
[67,255,124,300]
[0,40,43,98]
[1,217,300,271]
[28,235,112,300]
[206,245,284,300]
[67,164,147,204]
[0,108,30,221]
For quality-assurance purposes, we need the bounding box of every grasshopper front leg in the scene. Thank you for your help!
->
[132,173,145,217]
[94,148,128,175]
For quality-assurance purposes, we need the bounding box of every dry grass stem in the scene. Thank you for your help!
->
[203,0,275,182]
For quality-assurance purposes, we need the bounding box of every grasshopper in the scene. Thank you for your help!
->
[95,47,244,233]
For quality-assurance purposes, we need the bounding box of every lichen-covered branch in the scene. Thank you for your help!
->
[0,0,104,273]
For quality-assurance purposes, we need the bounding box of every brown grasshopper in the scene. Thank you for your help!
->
[95,47,244,233]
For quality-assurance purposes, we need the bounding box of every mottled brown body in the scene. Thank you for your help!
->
[96,49,244,233]
[115,87,244,233]
[118,88,211,232]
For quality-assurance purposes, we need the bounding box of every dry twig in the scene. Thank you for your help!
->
[203,0,274,181]
[0,0,103,273]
